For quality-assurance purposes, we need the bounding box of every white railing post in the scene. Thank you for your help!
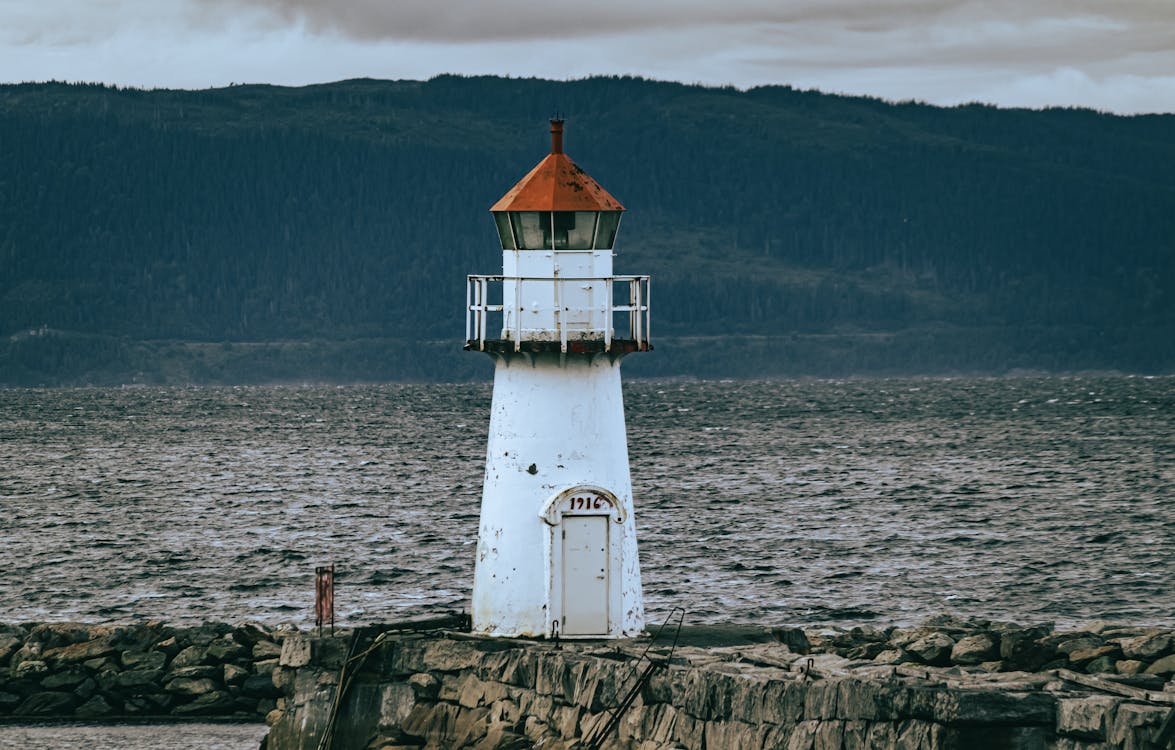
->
[513,274,522,351]
[644,276,650,348]
[479,277,488,350]
[604,277,613,351]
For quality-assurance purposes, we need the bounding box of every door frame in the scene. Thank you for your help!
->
[539,485,625,638]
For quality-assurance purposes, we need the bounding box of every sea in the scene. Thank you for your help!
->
[1,375,1172,748]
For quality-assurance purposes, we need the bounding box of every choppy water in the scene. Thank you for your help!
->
[0,721,266,749]
[2,376,1172,633]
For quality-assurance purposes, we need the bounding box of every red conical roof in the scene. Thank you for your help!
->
[490,121,624,212]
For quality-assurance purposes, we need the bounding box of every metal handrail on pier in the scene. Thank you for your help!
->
[466,274,651,354]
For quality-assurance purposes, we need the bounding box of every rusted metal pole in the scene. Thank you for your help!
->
[315,564,335,636]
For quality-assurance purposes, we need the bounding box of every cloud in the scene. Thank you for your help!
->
[1,0,1173,112]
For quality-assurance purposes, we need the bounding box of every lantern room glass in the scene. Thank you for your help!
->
[494,210,623,250]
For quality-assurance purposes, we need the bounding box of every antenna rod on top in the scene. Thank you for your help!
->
[549,117,564,154]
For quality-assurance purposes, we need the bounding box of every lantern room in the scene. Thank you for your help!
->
[490,119,624,252]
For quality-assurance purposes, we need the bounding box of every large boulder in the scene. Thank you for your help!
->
[170,645,207,669]
[1117,633,1172,661]
[999,625,1055,671]
[121,650,167,671]
[1144,654,1175,676]
[15,691,76,716]
[42,637,117,667]
[40,666,88,690]
[166,677,219,696]
[950,634,998,665]
[75,694,115,718]
[206,636,249,663]
[242,673,285,698]
[908,633,956,667]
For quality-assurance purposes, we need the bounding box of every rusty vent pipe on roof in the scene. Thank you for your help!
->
[550,118,564,154]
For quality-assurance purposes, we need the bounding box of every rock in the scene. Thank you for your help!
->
[771,627,811,654]
[14,660,49,679]
[40,666,88,689]
[407,672,440,699]
[932,689,1055,725]
[223,663,250,685]
[1056,695,1119,741]
[83,656,117,671]
[0,692,22,711]
[908,633,956,666]
[242,673,284,698]
[166,677,219,696]
[121,650,167,671]
[73,677,97,700]
[252,640,283,660]
[265,708,285,726]
[113,668,165,690]
[232,623,272,648]
[1117,633,1172,661]
[171,645,207,668]
[252,658,280,676]
[1144,653,1175,676]
[172,689,235,716]
[155,636,182,656]
[28,623,90,650]
[279,636,311,668]
[41,637,116,666]
[1108,703,1169,747]
[1000,625,1055,671]
[1068,645,1119,666]
[206,636,249,663]
[15,691,76,716]
[0,635,21,666]
[1115,659,1146,675]
[271,667,295,694]
[1085,656,1117,674]
[168,665,219,680]
[75,694,115,718]
[1055,636,1105,655]
[873,649,910,665]
[950,634,998,665]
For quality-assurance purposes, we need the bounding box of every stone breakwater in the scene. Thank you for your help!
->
[803,616,1175,680]
[3,617,1174,749]
[265,618,1175,750]
[0,621,290,720]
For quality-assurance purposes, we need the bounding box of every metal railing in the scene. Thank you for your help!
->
[466,274,650,353]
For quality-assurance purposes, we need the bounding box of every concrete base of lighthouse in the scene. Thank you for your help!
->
[471,350,644,639]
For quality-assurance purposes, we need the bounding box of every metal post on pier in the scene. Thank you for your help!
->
[315,564,335,636]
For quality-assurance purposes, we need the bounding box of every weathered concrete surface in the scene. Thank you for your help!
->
[264,625,1175,750]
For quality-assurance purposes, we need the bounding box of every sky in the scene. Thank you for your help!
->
[2,0,1174,114]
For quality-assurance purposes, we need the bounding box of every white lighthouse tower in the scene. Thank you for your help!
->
[466,119,650,638]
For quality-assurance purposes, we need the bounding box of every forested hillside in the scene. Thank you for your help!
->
[1,76,1172,384]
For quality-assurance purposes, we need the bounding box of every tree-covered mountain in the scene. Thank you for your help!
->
[1,76,1172,384]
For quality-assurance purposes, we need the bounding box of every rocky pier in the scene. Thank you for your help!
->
[0,620,288,721]
[3,616,1174,749]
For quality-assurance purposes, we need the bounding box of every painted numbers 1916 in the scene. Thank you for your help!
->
[568,495,611,511]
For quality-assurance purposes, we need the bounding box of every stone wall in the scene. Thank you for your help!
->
[0,621,289,720]
[264,625,1175,750]
[3,618,1172,750]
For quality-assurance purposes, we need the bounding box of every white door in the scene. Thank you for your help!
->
[562,516,609,635]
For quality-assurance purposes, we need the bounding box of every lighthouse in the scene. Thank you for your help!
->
[465,119,650,639]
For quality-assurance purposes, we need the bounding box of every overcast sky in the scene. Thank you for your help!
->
[2,0,1173,114]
